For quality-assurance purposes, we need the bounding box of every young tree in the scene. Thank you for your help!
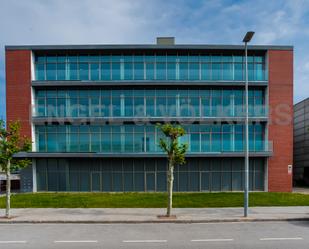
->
[158,123,188,217]
[0,120,31,218]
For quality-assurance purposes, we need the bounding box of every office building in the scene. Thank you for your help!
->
[5,38,293,192]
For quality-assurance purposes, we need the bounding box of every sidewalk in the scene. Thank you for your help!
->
[0,207,309,223]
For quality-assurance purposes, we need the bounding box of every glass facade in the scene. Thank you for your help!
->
[34,54,266,82]
[30,49,270,193]
[35,88,266,118]
[35,123,266,153]
[35,158,265,192]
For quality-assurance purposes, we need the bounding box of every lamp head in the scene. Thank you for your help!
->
[243,31,255,43]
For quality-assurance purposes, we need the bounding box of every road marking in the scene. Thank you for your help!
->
[191,238,234,242]
[0,241,27,244]
[260,237,303,241]
[123,240,167,243]
[54,240,98,243]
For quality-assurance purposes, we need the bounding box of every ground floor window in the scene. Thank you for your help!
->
[35,158,265,192]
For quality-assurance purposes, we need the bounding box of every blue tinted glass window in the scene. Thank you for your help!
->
[212,56,221,63]
[222,63,233,80]
[201,132,210,152]
[134,62,144,80]
[36,56,45,63]
[101,97,110,117]
[80,133,89,151]
[146,97,155,116]
[79,63,89,80]
[222,125,232,151]
[190,133,200,152]
[57,63,66,80]
[90,98,100,117]
[167,63,176,80]
[201,96,210,117]
[211,90,221,116]
[79,55,89,63]
[248,63,254,81]
[167,96,176,116]
[68,98,78,117]
[36,98,46,117]
[179,63,188,80]
[189,63,199,80]
[146,63,155,80]
[134,130,144,152]
[112,131,121,152]
[90,63,100,80]
[36,63,45,80]
[189,97,199,117]
[47,133,57,152]
[212,63,221,80]
[222,90,232,116]
[211,125,221,151]
[46,56,57,63]
[124,62,133,80]
[134,97,145,116]
[255,63,264,81]
[124,97,133,116]
[46,98,57,117]
[46,63,56,80]
[180,96,189,116]
[88,56,100,62]
[112,62,121,80]
[102,131,111,152]
[124,132,134,152]
[69,63,78,80]
[111,97,121,116]
[234,63,243,80]
[67,56,77,62]
[90,132,100,152]
[57,98,66,117]
[156,96,166,116]
[79,98,89,117]
[156,62,166,80]
[101,63,111,80]
[201,63,211,80]
[38,130,46,151]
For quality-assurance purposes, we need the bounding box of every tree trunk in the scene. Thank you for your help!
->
[166,160,174,217]
[5,160,11,219]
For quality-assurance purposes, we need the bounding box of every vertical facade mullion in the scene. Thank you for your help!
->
[88,54,90,81]
[199,54,201,80]
[143,54,146,80]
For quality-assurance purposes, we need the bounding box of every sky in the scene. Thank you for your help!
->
[1,0,309,120]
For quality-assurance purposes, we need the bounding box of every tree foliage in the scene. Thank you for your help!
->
[158,123,188,166]
[0,120,31,172]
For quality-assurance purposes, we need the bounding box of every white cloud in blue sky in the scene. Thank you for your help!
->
[1,0,309,119]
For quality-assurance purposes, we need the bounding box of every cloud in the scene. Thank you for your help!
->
[1,0,309,120]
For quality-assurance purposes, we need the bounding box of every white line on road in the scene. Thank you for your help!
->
[123,240,167,243]
[191,238,234,242]
[0,241,27,244]
[54,240,98,243]
[260,237,303,241]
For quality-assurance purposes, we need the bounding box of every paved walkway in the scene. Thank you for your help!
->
[293,187,309,194]
[0,207,309,223]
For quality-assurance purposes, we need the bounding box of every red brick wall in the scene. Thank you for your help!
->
[5,50,32,139]
[268,50,293,192]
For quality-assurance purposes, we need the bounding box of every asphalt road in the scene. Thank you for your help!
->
[0,221,309,248]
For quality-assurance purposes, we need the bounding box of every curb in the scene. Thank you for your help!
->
[0,217,308,224]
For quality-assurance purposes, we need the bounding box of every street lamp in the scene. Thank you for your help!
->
[242,31,254,217]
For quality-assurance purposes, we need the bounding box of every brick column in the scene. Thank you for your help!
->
[268,50,293,192]
[5,50,32,139]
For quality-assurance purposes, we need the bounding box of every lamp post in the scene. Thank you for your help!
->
[242,31,255,217]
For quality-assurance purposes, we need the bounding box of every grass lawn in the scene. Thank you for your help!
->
[0,192,309,208]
